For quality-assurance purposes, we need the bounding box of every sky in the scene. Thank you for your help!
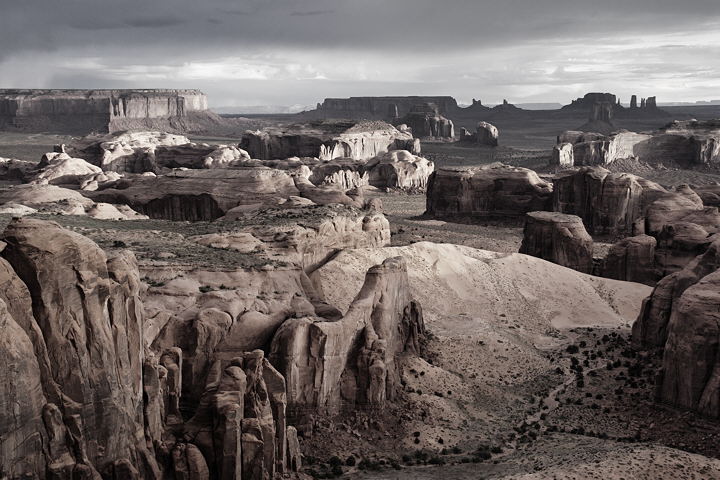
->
[0,0,719,107]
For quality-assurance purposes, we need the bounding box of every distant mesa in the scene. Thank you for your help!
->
[316,96,460,119]
[563,92,669,119]
[0,88,215,134]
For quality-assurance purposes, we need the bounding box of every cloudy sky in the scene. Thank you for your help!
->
[1,0,719,107]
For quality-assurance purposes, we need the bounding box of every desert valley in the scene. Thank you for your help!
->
[0,85,718,480]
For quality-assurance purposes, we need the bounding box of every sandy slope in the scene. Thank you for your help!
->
[314,242,650,338]
[310,242,653,453]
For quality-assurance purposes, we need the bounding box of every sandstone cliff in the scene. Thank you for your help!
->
[0,89,210,134]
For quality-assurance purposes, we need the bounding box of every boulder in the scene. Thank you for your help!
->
[425,165,553,219]
[519,211,594,273]
[692,184,720,207]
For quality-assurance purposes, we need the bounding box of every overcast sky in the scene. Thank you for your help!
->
[1,0,719,107]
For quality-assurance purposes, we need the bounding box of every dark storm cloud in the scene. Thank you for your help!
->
[2,0,718,54]
[0,0,718,104]
[289,10,334,17]
[124,17,187,28]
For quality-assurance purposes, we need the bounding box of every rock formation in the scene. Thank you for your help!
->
[0,157,36,181]
[551,143,574,167]
[70,131,250,173]
[0,216,426,478]
[364,150,434,191]
[558,120,720,169]
[653,268,720,418]
[459,122,499,146]
[85,168,309,221]
[240,121,419,161]
[519,211,594,273]
[397,103,454,139]
[601,235,659,285]
[633,237,720,349]
[0,89,211,133]
[0,218,160,478]
[31,152,103,185]
[576,101,617,135]
[552,167,667,236]
[269,256,424,416]
[426,165,553,219]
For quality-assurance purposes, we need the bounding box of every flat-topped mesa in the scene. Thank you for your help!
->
[0,89,209,134]
[563,92,618,111]
[316,96,460,119]
[240,120,420,161]
[519,211,594,273]
[425,165,553,219]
